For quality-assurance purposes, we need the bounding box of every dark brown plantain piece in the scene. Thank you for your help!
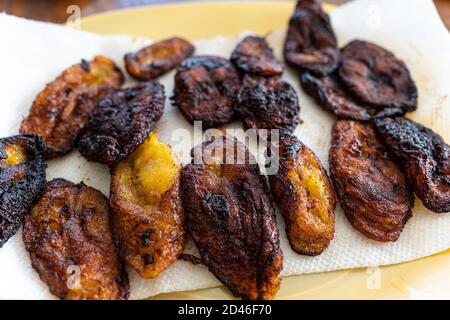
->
[0,134,46,247]
[284,0,340,75]
[269,132,335,255]
[20,56,124,158]
[23,179,129,300]
[375,117,450,213]
[181,136,283,300]
[124,37,195,80]
[231,35,284,76]
[329,120,414,241]
[77,81,165,166]
[339,40,417,111]
[300,72,373,121]
[110,133,186,279]
[236,75,300,133]
[172,55,241,128]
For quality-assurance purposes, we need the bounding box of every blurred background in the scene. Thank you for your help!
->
[1,0,449,30]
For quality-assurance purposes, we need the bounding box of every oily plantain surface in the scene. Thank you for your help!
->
[20,56,124,158]
[375,117,449,213]
[0,134,46,247]
[181,136,283,300]
[22,179,129,300]
[330,120,414,241]
[110,132,185,279]
[269,132,335,255]
[125,37,194,80]
[78,81,165,166]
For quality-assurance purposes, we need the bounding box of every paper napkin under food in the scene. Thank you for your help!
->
[0,0,448,299]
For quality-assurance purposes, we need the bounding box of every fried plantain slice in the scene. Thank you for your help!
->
[269,132,335,255]
[300,72,373,121]
[375,117,449,213]
[236,75,300,133]
[22,179,129,300]
[110,132,185,279]
[339,40,418,111]
[181,136,283,300]
[0,134,46,247]
[20,56,124,159]
[78,81,165,166]
[172,55,241,128]
[231,35,284,76]
[329,120,414,241]
[124,37,195,81]
[284,0,340,75]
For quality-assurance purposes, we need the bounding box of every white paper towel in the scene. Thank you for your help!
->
[0,0,449,300]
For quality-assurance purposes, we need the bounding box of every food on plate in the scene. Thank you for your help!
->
[329,120,414,241]
[181,136,283,300]
[269,132,335,255]
[110,132,185,279]
[284,0,340,75]
[124,37,195,80]
[172,55,241,128]
[78,81,165,166]
[20,56,124,158]
[23,179,129,300]
[0,134,46,247]
[375,117,450,213]
[231,35,284,76]
[235,75,300,133]
[300,72,373,121]
[339,40,417,112]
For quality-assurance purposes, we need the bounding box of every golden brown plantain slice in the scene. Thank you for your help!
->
[110,132,185,279]
[20,56,124,158]
[23,179,129,300]
[181,136,283,300]
[329,120,414,241]
[125,37,194,80]
[269,132,335,255]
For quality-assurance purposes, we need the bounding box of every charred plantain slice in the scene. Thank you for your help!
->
[0,134,46,247]
[78,81,165,166]
[231,35,284,76]
[269,132,335,255]
[284,0,340,75]
[339,40,417,111]
[330,120,414,241]
[110,132,185,279]
[181,136,283,300]
[125,37,195,81]
[20,56,124,158]
[236,75,300,133]
[172,55,241,128]
[22,179,129,300]
[375,117,449,213]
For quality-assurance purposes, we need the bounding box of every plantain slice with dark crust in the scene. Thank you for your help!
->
[284,0,340,75]
[339,40,417,112]
[375,117,449,213]
[20,56,124,159]
[231,35,284,76]
[269,132,335,255]
[78,81,165,166]
[181,136,283,300]
[124,37,194,80]
[236,75,300,133]
[110,132,186,279]
[23,179,129,300]
[172,55,241,128]
[0,134,46,247]
[329,120,414,242]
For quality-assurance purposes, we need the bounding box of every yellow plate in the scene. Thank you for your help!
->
[80,1,450,300]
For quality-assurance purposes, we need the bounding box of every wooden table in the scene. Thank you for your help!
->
[1,0,450,31]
